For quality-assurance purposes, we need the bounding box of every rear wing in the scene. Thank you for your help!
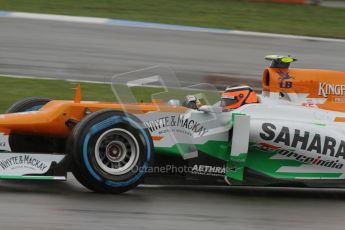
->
[265,55,297,69]
[261,55,345,110]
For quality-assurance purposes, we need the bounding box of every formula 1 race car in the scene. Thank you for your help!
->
[0,55,345,193]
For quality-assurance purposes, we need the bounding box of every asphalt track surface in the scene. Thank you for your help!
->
[1,17,345,230]
[1,176,345,230]
[1,18,345,88]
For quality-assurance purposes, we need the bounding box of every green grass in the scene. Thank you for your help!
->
[0,77,115,112]
[0,0,344,38]
[0,76,221,113]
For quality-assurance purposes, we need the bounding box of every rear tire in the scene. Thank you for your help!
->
[6,97,60,153]
[6,97,51,113]
[67,109,153,193]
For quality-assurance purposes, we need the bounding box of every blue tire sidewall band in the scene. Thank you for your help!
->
[82,115,151,187]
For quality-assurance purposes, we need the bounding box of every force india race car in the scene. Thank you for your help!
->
[0,55,345,193]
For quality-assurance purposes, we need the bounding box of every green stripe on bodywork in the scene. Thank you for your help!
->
[312,123,326,127]
[266,172,342,179]
[196,141,229,160]
[226,152,247,181]
[0,175,60,180]
[155,139,343,181]
[246,144,343,179]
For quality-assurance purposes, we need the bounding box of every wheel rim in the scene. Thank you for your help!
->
[94,128,139,175]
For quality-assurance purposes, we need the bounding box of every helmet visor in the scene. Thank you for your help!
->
[220,96,238,108]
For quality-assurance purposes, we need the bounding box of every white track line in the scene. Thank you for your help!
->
[0,74,109,84]
[0,11,344,43]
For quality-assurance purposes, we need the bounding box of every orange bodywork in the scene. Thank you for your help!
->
[1,65,345,137]
[0,100,187,137]
[262,68,345,96]
[262,67,345,113]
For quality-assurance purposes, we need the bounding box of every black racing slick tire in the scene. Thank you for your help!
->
[6,97,51,113]
[6,97,63,153]
[67,109,153,194]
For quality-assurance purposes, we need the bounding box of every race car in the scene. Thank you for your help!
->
[0,55,345,193]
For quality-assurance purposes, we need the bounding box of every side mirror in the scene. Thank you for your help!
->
[199,105,222,113]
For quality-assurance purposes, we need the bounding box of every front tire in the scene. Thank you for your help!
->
[68,109,153,193]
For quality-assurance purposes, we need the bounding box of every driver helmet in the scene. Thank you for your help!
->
[221,85,257,111]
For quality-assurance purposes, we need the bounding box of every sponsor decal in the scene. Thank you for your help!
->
[228,166,239,172]
[278,71,294,89]
[318,82,345,97]
[144,115,208,137]
[134,164,226,177]
[191,164,225,177]
[302,100,317,108]
[334,98,345,103]
[255,143,343,169]
[0,155,48,171]
[0,133,11,151]
[260,123,345,160]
